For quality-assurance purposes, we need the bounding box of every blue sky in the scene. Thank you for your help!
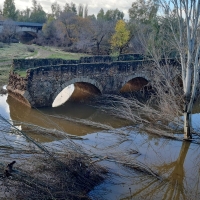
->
[0,0,132,19]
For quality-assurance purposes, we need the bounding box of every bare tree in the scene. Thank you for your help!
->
[88,19,115,54]
[0,19,17,44]
[162,0,200,139]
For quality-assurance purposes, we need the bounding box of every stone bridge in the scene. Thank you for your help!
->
[7,55,155,108]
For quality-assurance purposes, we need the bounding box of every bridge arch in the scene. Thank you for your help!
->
[52,77,103,105]
[119,74,150,93]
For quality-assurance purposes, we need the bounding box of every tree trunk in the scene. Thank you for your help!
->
[97,42,100,55]
[119,47,122,54]
[183,111,192,139]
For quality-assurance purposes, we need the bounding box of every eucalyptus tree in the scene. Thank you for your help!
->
[161,0,200,139]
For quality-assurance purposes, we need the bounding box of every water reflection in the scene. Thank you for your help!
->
[123,141,191,199]
[6,94,129,139]
[1,93,200,199]
[0,94,10,119]
[85,130,200,200]
[52,84,75,107]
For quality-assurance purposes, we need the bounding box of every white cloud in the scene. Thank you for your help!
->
[0,0,132,19]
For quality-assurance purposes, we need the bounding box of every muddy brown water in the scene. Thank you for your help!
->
[1,91,200,199]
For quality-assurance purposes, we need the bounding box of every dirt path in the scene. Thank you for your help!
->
[27,46,53,59]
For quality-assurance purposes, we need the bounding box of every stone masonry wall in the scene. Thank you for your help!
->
[12,54,146,70]
[8,55,154,108]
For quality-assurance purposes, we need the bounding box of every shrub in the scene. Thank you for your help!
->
[0,42,4,48]
[27,46,35,52]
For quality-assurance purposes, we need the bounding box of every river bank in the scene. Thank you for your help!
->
[1,92,200,199]
[1,43,200,199]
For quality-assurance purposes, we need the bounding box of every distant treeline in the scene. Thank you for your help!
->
[0,0,178,57]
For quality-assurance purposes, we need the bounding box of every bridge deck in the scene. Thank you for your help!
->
[0,21,43,28]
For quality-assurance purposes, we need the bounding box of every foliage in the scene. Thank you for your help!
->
[17,8,31,22]
[63,2,77,14]
[16,0,47,23]
[105,9,124,21]
[110,20,130,54]
[129,0,159,24]
[51,1,61,18]
[97,8,124,21]
[26,46,35,52]
[97,8,104,20]
[29,0,46,23]
[42,16,56,39]
[78,4,84,17]
[3,0,18,20]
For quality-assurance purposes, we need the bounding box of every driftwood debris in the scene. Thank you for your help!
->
[4,161,16,177]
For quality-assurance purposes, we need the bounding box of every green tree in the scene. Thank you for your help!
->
[3,0,18,20]
[84,4,88,18]
[64,2,77,14]
[129,0,159,24]
[97,8,104,20]
[0,6,4,20]
[30,0,46,23]
[111,20,130,54]
[0,6,2,15]
[104,9,124,21]
[17,8,31,22]
[78,4,84,17]
[42,16,55,38]
[97,8,124,21]
[51,2,61,18]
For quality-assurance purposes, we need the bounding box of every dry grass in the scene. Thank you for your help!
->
[0,110,162,199]
[0,116,106,199]
[95,62,184,138]
[2,154,106,200]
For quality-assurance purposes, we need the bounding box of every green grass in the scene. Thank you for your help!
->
[0,43,89,86]
[0,65,11,86]
[13,69,27,77]
[48,53,86,60]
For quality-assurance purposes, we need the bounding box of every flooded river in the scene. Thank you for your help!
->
[1,90,200,199]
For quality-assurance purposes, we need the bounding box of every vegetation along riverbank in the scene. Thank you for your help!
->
[1,0,200,199]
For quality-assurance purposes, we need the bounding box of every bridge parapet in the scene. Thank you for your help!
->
[12,54,147,70]
[12,58,79,70]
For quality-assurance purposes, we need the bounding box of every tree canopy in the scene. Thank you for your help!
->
[3,0,18,20]
[129,0,159,23]
[97,8,124,21]
[110,20,130,54]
